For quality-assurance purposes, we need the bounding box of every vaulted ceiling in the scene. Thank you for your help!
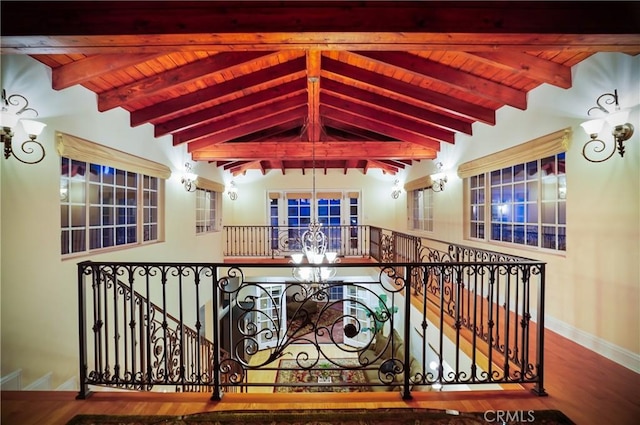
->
[2,1,639,175]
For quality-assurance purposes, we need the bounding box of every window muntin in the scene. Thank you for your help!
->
[409,187,433,232]
[470,152,566,251]
[196,188,219,234]
[61,157,161,255]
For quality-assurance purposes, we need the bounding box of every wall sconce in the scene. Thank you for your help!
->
[227,181,238,200]
[1,89,47,164]
[181,162,197,192]
[430,162,447,192]
[391,179,402,199]
[580,89,634,163]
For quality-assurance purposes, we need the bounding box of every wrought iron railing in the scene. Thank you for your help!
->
[224,224,370,258]
[76,266,241,397]
[371,227,546,395]
[77,254,546,399]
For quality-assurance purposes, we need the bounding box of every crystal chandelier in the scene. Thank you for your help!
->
[290,101,338,287]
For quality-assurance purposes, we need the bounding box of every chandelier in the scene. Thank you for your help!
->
[290,96,338,288]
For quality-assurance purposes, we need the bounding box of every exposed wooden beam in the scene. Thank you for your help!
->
[3,2,639,53]
[323,56,496,124]
[321,92,456,144]
[186,106,306,151]
[306,50,322,142]
[465,51,574,89]
[174,93,307,145]
[155,78,307,136]
[354,51,527,110]
[98,51,273,111]
[52,53,166,90]
[368,160,399,174]
[321,105,442,151]
[322,78,473,135]
[191,140,437,161]
[131,56,305,126]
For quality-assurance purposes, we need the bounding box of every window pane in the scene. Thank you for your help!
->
[72,229,86,252]
[90,206,101,226]
[71,206,86,226]
[541,202,556,224]
[542,226,556,249]
[61,205,69,227]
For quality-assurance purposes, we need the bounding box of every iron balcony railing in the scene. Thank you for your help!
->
[77,233,546,400]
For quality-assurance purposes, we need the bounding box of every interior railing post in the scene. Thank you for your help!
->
[532,264,547,396]
[76,261,91,399]
[402,264,413,400]
[211,266,222,401]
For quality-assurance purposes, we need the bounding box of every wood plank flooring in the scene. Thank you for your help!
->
[2,326,639,425]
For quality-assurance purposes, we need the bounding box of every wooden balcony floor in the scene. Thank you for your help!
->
[2,327,639,425]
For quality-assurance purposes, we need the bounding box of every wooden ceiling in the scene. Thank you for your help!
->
[2,1,639,175]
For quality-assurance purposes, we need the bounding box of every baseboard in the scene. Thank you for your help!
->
[56,376,77,391]
[0,369,23,390]
[545,315,640,373]
[23,372,53,390]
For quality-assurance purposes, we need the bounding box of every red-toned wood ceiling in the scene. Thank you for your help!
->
[2,1,639,175]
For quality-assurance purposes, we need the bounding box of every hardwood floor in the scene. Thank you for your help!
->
[2,327,639,425]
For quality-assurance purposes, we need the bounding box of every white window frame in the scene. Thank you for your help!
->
[467,152,567,252]
[60,157,163,257]
[408,187,434,232]
[195,187,220,234]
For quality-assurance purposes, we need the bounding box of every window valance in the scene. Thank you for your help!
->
[457,128,571,179]
[346,192,360,199]
[286,192,312,200]
[404,176,433,191]
[317,191,342,200]
[56,132,172,179]
[196,176,224,193]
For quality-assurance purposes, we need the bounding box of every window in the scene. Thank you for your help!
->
[61,157,162,255]
[195,188,219,233]
[408,187,434,232]
[269,191,362,254]
[468,152,566,251]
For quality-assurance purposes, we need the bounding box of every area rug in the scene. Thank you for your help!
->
[287,302,344,344]
[66,408,576,425]
[274,358,370,393]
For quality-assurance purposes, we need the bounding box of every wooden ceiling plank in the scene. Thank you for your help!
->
[321,92,456,144]
[467,51,574,89]
[52,53,166,90]
[174,92,307,145]
[321,105,442,151]
[355,51,527,109]
[155,78,307,136]
[98,51,274,111]
[130,56,306,126]
[322,117,394,141]
[322,78,473,135]
[186,105,307,151]
[323,56,496,124]
[191,141,436,160]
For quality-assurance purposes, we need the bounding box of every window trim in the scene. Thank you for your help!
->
[463,153,567,253]
[58,132,169,258]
